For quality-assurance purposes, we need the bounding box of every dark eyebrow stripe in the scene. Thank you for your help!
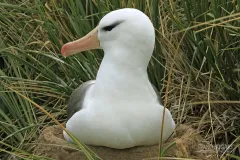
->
[102,21,124,31]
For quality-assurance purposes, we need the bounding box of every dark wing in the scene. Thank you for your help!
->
[151,84,162,104]
[67,80,95,120]
[67,81,161,120]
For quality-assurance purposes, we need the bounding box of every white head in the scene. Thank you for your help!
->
[61,8,155,69]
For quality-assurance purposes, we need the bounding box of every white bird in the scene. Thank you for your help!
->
[61,8,175,149]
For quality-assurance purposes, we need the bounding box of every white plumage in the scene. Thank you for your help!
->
[61,8,175,149]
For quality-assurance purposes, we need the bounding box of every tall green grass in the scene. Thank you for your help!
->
[0,0,239,159]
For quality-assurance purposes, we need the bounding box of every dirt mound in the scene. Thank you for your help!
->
[33,124,217,160]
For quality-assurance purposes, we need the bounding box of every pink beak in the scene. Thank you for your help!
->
[61,27,99,57]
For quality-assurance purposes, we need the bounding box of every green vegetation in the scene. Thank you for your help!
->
[0,0,239,159]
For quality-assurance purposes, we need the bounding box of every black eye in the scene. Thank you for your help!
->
[102,21,123,32]
[102,25,115,31]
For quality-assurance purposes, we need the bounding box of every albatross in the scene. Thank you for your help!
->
[61,8,175,149]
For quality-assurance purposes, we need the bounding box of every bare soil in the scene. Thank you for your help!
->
[33,124,218,160]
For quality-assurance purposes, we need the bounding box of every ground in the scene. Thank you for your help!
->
[33,124,218,160]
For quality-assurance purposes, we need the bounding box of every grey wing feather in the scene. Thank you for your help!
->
[151,84,162,104]
[67,81,161,120]
[67,80,95,120]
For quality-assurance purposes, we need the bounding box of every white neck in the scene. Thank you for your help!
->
[92,48,157,104]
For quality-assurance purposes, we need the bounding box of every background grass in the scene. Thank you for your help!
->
[0,0,240,159]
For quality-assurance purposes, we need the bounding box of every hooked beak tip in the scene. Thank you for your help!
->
[60,27,99,57]
[61,45,67,56]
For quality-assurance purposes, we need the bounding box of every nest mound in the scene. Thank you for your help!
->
[33,124,217,160]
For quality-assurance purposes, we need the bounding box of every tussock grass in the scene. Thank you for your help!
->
[0,0,239,159]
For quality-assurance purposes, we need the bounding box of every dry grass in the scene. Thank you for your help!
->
[0,0,239,159]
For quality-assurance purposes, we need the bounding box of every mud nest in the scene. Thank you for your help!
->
[33,124,218,160]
